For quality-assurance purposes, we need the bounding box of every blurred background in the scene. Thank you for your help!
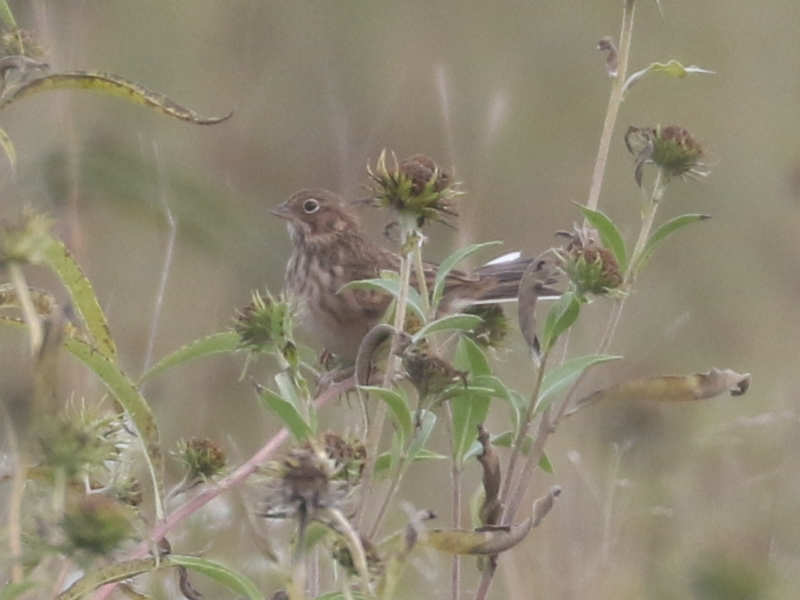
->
[1,1,798,598]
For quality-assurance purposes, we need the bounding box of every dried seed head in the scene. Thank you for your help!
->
[625,125,708,185]
[465,304,509,349]
[402,344,467,399]
[367,150,460,227]
[176,438,226,480]
[558,225,622,297]
[317,432,366,484]
[62,495,132,555]
[280,446,334,512]
[234,290,294,354]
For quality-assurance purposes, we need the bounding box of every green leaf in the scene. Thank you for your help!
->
[536,354,622,413]
[257,385,312,441]
[449,388,491,464]
[453,335,491,377]
[541,292,580,353]
[408,409,437,460]
[0,125,16,171]
[140,331,240,382]
[0,1,17,28]
[411,313,482,343]
[359,385,413,442]
[57,558,158,600]
[432,241,503,309]
[43,235,117,361]
[374,448,447,475]
[168,555,261,600]
[623,59,715,95]
[636,213,710,273]
[63,336,163,519]
[576,205,628,271]
[0,582,37,600]
[339,277,426,321]
[0,72,233,125]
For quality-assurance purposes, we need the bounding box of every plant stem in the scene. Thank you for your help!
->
[497,352,549,510]
[359,218,415,533]
[586,0,637,212]
[8,261,42,356]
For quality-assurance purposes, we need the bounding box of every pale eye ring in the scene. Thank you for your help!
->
[302,198,320,214]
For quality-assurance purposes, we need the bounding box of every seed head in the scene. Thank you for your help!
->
[625,125,708,186]
[176,437,226,480]
[367,150,460,227]
[62,495,132,555]
[558,225,623,297]
[234,290,294,354]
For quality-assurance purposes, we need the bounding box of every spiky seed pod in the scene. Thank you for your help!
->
[281,447,333,512]
[367,150,460,227]
[403,344,468,399]
[558,225,623,297]
[62,495,133,555]
[317,432,366,484]
[0,211,53,265]
[37,416,116,479]
[625,125,707,186]
[234,290,294,354]
[176,438,226,480]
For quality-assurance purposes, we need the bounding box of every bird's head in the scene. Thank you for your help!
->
[271,189,359,243]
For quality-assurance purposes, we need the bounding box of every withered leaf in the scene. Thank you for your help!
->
[517,253,560,361]
[578,368,751,409]
[421,486,561,555]
[596,36,618,78]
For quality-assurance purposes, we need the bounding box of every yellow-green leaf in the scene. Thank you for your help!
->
[140,331,240,382]
[42,235,117,361]
[1,71,233,125]
[579,368,751,408]
[0,125,16,171]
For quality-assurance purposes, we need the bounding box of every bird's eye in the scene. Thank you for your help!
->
[302,198,320,214]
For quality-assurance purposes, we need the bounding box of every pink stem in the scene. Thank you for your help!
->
[92,377,353,599]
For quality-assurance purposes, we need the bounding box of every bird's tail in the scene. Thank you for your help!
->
[473,256,561,303]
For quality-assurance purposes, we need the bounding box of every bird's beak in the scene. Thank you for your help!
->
[270,201,291,219]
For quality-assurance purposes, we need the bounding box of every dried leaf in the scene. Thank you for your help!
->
[596,36,618,78]
[422,486,561,555]
[578,368,751,408]
[517,253,560,360]
[476,424,502,526]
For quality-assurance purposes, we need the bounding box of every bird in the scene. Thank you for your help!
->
[271,188,555,361]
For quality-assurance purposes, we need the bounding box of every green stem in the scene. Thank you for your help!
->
[359,218,415,533]
[586,0,637,212]
[8,261,42,356]
[497,351,550,511]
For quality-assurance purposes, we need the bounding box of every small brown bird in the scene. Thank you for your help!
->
[271,189,552,361]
